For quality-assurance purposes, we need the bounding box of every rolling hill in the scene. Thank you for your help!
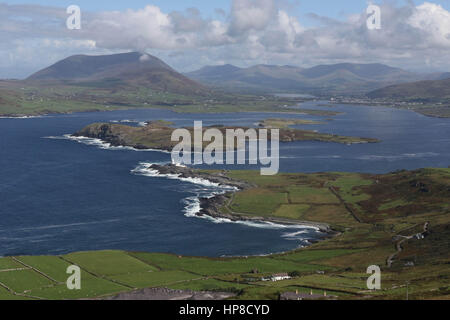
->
[187,63,444,95]
[367,78,450,101]
[27,52,206,95]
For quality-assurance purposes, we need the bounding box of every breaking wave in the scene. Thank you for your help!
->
[43,135,171,153]
[131,162,321,242]
[110,119,148,127]
[0,115,44,119]
[131,162,231,188]
[357,152,439,161]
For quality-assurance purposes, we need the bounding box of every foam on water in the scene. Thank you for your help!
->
[0,115,44,119]
[43,135,171,153]
[131,162,231,188]
[110,119,148,127]
[132,162,320,237]
[357,152,439,161]
[0,218,122,233]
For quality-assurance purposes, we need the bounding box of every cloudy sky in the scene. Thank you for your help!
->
[1,0,450,78]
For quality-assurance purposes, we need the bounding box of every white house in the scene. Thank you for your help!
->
[271,273,291,282]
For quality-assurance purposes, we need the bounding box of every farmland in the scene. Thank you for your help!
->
[0,168,448,300]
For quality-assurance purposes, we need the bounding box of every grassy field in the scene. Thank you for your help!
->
[0,168,448,300]
[0,82,340,117]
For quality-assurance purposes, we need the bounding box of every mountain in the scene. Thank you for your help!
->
[437,72,450,80]
[299,63,409,80]
[367,78,450,101]
[27,52,206,95]
[187,64,242,82]
[186,63,440,95]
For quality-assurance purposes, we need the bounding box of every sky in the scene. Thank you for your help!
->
[1,0,450,78]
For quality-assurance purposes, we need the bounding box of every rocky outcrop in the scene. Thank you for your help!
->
[73,122,175,151]
[148,164,333,233]
[73,121,380,152]
[150,164,254,190]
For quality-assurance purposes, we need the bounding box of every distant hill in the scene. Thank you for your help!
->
[186,63,445,95]
[27,52,206,95]
[187,64,242,82]
[437,72,450,80]
[367,78,450,101]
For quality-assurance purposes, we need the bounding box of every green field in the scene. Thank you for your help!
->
[0,82,336,117]
[0,168,448,300]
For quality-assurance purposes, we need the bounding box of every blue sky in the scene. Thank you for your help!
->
[1,0,450,77]
[3,0,450,26]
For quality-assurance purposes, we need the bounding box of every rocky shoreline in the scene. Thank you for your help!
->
[73,121,380,151]
[198,195,333,233]
[150,164,334,235]
[150,164,254,189]
[73,123,174,151]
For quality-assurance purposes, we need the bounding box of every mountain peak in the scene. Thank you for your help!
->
[26,52,206,95]
[27,52,174,81]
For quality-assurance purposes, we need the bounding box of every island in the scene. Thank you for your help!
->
[72,119,380,151]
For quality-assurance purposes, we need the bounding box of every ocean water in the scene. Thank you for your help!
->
[0,102,449,257]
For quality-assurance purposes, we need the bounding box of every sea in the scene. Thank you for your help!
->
[1,101,449,257]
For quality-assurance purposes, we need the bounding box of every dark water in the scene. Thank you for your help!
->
[0,102,449,257]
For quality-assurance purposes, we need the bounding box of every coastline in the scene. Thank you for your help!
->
[146,164,335,237]
[72,121,380,150]
[327,101,450,118]
[54,132,336,238]
[198,195,333,233]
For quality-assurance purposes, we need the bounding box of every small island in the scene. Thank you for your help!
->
[73,119,380,151]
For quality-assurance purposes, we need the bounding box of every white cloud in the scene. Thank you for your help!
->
[88,5,175,50]
[228,0,276,35]
[1,0,450,78]
[408,2,450,48]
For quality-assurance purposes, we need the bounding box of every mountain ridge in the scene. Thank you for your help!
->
[186,62,447,95]
[367,78,450,101]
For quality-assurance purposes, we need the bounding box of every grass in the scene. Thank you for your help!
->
[29,273,129,300]
[15,256,72,282]
[0,287,30,300]
[329,176,373,204]
[268,274,367,293]
[0,269,54,293]
[231,190,288,216]
[287,186,340,204]
[129,252,325,276]
[0,168,448,300]
[279,249,361,264]
[274,204,311,219]
[0,257,22,270]
[110,271,200,289]
[1,82,330,117]
[64,250,158,276]
[298,204,358,228]
[378,199,410,211]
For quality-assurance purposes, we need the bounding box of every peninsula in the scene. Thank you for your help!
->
[0,166,448,300]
